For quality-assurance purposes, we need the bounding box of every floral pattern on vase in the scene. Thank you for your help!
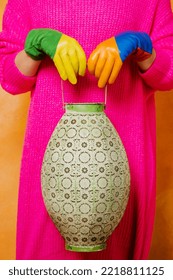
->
[41,103,130,252]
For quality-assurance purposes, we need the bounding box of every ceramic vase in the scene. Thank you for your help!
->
[41,103,130,252]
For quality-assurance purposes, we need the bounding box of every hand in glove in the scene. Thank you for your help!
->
[88,31,153,88]
[24,28,86,84]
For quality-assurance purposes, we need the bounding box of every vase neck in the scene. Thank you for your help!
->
[65,103,105,113]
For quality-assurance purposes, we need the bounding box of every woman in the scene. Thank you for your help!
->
[0,0,173,260]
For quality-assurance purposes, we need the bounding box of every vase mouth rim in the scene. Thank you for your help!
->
[64,103,105,113]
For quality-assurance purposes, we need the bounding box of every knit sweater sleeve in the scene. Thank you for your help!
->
[0,0,37,94]
[139,0,173,91]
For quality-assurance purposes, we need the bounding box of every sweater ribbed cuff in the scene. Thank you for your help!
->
[139,48,172,91]
[1,53,37,94]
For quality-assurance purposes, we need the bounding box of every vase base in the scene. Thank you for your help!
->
[65,243,106,252]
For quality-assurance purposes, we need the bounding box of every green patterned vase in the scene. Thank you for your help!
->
[41,103,130,252]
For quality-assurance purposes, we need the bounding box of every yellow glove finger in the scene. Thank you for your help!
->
[53,53,68,81]
[75,44,87,76]
[108,58,123,84]
[95,52,107,78]
[88,49,100,75]
[68,48,79,74]
[60,50,77,84]
[98,55,115,88]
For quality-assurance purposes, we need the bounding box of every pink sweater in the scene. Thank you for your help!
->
[1,0,173,260]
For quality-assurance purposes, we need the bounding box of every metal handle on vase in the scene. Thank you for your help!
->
[60,79,108,110]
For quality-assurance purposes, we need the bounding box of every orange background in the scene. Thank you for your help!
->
[0,0,173,260]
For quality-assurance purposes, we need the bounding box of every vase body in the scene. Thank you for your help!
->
[41,103,130,252]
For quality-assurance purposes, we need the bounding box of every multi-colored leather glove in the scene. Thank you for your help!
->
[88,31,153,88]
[24,28,86,84]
